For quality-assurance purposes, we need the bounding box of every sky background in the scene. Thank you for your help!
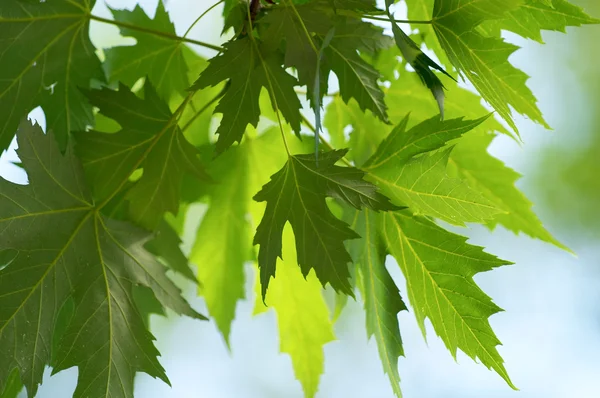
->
[2,0,600,397]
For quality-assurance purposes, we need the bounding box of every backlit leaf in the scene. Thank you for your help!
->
[104,1,189,100]
[382,211,515,388]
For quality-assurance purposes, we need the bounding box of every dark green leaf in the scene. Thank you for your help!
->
[0,0,104,151]
[253,149,398,298]
[75,80,211,230]
[0,121,204,398]
[192,38,302,154]
[146,220,197,282]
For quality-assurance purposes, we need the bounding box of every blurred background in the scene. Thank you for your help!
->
[2,0,599,397]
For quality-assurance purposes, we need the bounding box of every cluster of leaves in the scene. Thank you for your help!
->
[0,0,597,397]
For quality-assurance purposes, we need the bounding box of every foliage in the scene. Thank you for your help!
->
[0,0,596,397]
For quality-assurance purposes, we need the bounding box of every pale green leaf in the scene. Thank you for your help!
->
[256,226,335,398]
[371,148,502,225]
[432,0,549,133]
[382,211,515,388]
[192,145,252,345]
[104,1,189,100]
[350,209,406,397]
[479,0,599,43]
[447,131,569,250]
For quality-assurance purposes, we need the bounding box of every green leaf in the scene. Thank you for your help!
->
[382,211,515,389]
[145,219,197,282]
[350,209,406,398]
[104,1,189,100]
[385,70,514,139]
[0,368,22,398]
[325,38,389,122]
[371,147,502,225]
[0,0,104,151]
[193,37,302,154]
[432,0,548,133]
[0,121,204,398]
[383,72,565,248]
[255,226,335,398]
[75,80,210,230]
[253,149,398,298]
[262,2,389,120]
[365,115,503,226]
[447,131,569,250]
[385,1,454,118]
[405,0,453,70]
[191,145,252,345]
[479,0,599,43]
[365,114,489,169]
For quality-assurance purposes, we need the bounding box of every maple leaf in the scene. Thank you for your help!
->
[384,0,454,118]
[382,211,516,388]
[0,121,204,398]
[145,220,197,282]
[253,149,399,298]
[366,115,502,225]
[404,0,453,70]
[191,127,310,345]
[479,0,600,43]
[192,37,302,154]
[191,145,252,345]
[447,131,570,251]
[384,71,567,249]
[74,80,211,230]
[431,0,548,133]
[0,0,104,151]
[104,1,189,100]
[255,226,336,398]
[349,209,407,398]
[262,1,390,120]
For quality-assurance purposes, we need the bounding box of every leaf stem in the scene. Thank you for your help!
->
[89,14,224,52]
[363,15,432,24]
[300,114,353,167]
[183,0,224,39]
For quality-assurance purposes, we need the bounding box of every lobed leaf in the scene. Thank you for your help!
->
[0,0,104,151]
[253,149,398,298]
[0,121,204,398]
[432,0,548,133]
[255,226,335,398]
[382,211,515,388]
[104,1,190,100]
[193,38,302,154]
[75,81,210,230]
[349,209,407,397]
[480,0,599,43]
